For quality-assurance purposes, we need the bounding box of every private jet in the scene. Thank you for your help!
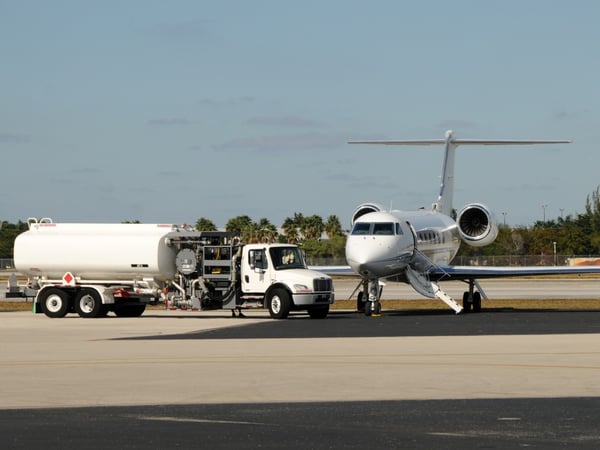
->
[339,130,600,316]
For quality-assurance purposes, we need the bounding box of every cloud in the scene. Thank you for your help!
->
[329,173,398,190]
[0,132,29,144]
[245,115,322,128]
[434,119,478,130]
[213,132,348,152]
[197,97,255,108]
[75,167,100,174]
[150,20,210,40]
[505,182,556,192]
[552,108,588,120]
[156,170,180,177]
[147,118,190,126]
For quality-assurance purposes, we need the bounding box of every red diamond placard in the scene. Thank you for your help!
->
[63,272,74,286]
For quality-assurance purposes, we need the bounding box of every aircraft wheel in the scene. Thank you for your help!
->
[357,291,365,312]
[462,292,471,313]
[373,301,381,316]
[472,292,482,313]
[40,288,70,318]
[267,288,291,319]
[364,301,372,317]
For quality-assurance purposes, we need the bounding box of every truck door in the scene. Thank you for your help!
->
[242,248,272,293]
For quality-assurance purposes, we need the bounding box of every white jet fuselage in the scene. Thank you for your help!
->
[345,210,460,280]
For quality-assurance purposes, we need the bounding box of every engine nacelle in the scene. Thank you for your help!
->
[351,203,384,226]
[456,203,498,247]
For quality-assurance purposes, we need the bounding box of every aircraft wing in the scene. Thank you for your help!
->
[311,264,600,279]
[428,265,600,281]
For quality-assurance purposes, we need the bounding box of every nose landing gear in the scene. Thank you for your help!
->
[356,279,383,317]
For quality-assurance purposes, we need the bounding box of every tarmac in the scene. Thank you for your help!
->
[1,278,600,448]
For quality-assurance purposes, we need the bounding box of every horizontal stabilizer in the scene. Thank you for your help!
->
[348,139,571,145]
[348,130,571,216]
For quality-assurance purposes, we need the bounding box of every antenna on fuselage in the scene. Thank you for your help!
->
[349,130,571,216]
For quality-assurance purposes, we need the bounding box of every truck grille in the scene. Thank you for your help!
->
[313,278,332,292]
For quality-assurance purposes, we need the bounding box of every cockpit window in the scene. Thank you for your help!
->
[352,222,401,236]
[373,223,394,235]
[351,222,371,235]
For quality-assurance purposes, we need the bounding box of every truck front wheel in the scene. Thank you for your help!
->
[74,289,104,318]
[267,288,291,319]
[40,288,70,318]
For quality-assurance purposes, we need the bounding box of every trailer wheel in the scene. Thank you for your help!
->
[40,288,70,318]
[74,289,103,318]
[307,305,329,319]
[267,288,291,319]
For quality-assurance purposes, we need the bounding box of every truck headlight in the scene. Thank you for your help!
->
[293,284,311,293]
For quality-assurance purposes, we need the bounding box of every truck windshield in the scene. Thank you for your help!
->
[270,247,306,270]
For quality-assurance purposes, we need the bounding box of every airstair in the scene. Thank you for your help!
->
[405,259,463,314]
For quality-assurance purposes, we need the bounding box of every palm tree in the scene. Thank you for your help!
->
[195,217,217,231]
[256,218,278,242]
[302,215,324,240]
[225,215,253,241]
[324,215,343,238]
[226,215,253,234]
[282,216,300,243]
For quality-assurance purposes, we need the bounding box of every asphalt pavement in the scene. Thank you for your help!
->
[2,280,600,449]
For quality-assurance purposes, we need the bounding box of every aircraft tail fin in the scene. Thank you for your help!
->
[349,130,571,216]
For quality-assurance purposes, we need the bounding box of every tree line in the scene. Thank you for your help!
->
[456,187,600,259]
[4,187,600,261]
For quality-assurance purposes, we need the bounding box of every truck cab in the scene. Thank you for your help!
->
[240,244,334,318]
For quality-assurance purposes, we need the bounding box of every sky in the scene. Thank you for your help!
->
[2,1,600,230]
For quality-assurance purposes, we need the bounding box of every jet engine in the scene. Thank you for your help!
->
[456,203,498,247]
[351,203,384,226]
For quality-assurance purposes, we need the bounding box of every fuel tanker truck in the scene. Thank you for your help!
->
[12,218,334,319]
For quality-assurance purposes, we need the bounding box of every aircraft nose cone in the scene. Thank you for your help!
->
[346,237,377,276]
[346,233,413,279]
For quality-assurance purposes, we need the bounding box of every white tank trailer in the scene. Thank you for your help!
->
[15,221,177,281]
[12,218,334,319]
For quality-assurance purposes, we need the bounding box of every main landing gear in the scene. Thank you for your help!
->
[462,279,483,313]
[355,278,485,315]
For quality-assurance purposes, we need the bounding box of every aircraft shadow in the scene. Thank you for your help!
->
[118,309,600,340]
